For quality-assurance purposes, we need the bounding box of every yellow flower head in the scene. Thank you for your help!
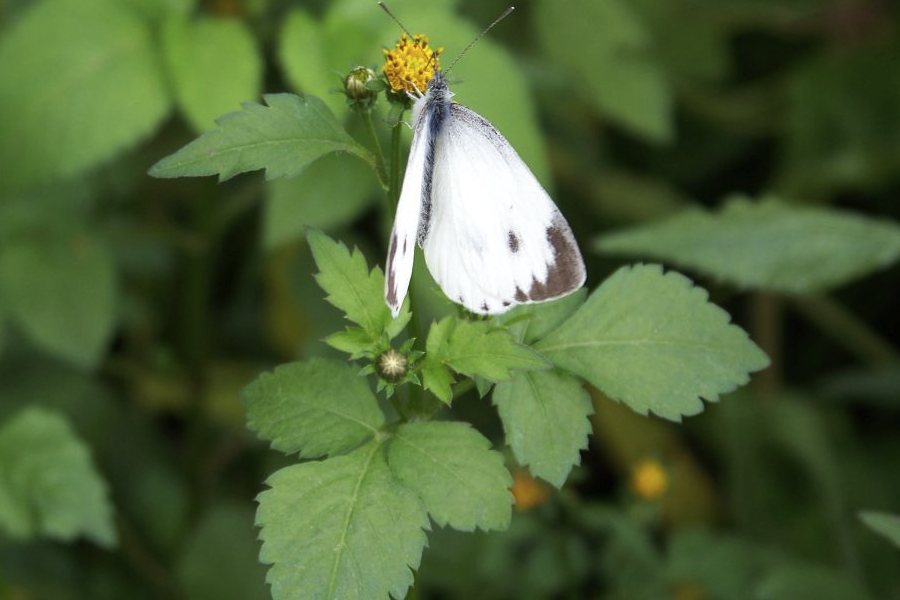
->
[630,459,669,501]
[383,33,442,95]
[511,469,548,511]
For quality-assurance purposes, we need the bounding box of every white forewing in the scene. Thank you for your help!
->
[384,102,431,317]
[422,103,585,314]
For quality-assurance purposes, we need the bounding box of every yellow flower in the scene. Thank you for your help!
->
[630,459,669,500]
[383,33,442,95]
[511,468,548,511]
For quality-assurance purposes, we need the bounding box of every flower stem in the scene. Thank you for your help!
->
[361,110,389,190]
[389,120,403,213]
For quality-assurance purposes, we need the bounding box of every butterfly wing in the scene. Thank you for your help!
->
[385,105,431,317]
[422,103,585,314]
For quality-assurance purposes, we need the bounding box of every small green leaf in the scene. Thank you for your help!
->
[242,358,384,458]
[325,328,377,357]
[307,229,408,339]
[859,510,900,549]
[493,370,593,488]
[0,235,117,369]
[534,0,672,143]
[161,16,262,133]
[257,440,429,600]
[387,421,513,532]
[537,264,769,421]
[0,0,170,194]
[148,93,373,181]
[0,407,115,547]
[596,197,900,294]
[427,317,550,383]
[421,360,455,405]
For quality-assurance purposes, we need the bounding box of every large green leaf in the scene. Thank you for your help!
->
[0,407,115,547]
[308,229,409,340]
[0,0,170,195]
[859,511,900,550]
[0,235,117,369]
[387,421,512,532]
[493,369,593,488]
[242,358,384,459]
[534,0,672,143]
[596,197,900,293]
[148,93,374,181]
[537,264,769,421]
[162,16,262,133]
[497,290,587,345]
[257,440,429,600]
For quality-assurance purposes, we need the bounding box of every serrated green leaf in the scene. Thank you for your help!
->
[148,93,373,181]
[534,0,672,143]
[0,0,170,195]
[537,264,769,421]
[493,370,593,488]
[596,197,900,293]
[325,327,377,357]
[498,289,587,345]
[257,439,429,600]
[264,153,378,250]
[421,360,454,405]
[0,407,115,547]
[308,229,408,338]
[387,421,513,532]
[242,358,384,458]
[0,235,117,369]
[162,16,262,133]
[859,510,900,549]
[427,317,549,383]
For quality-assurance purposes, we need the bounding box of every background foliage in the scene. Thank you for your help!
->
[1,0,899,599]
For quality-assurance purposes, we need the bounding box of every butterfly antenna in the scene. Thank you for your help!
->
[378,2,413,37]
[445,6,515,75]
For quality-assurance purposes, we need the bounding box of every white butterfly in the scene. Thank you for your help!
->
[384,71,586,317]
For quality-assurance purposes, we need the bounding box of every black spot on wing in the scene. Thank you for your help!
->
[507,231,520,253]
[480,302,490,313]
[386,232,399,307]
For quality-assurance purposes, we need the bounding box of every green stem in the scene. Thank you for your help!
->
[790,295,900,367]
[361,110,389,189]
[389,120,403,213]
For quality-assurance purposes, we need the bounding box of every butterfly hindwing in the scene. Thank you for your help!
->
[421,103,585,314]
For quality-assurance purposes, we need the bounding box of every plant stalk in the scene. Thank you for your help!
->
[361,110,389,190]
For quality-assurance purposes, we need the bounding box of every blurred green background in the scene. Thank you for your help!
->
[1,0,899,599]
